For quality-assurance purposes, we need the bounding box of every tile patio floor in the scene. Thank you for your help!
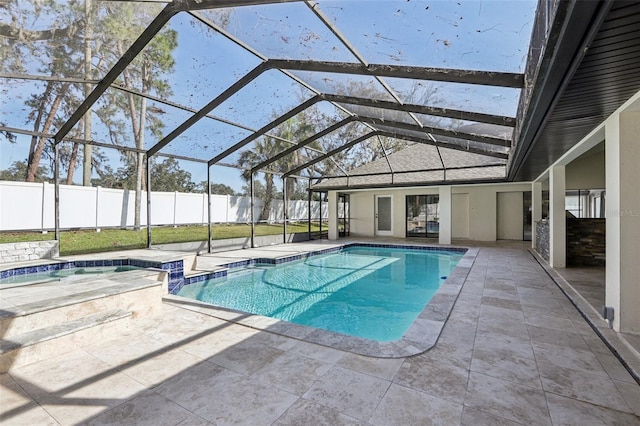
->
[1,242,639,425]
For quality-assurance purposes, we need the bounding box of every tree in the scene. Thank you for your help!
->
[0,160,50,182]
[149,157,196,193]
[95,2,177,229]
[1,1,177,224]
[237,113,316,221]
[199,182,237,195]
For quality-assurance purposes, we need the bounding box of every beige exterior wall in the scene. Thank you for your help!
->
[348,191,375,236]
[566,148,605,190]
[332,182,530,241]
[452,194,470,239]
[497,192,524,240]
[533,88,640,333]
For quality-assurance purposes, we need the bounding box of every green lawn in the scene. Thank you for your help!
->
[0,223,326,256]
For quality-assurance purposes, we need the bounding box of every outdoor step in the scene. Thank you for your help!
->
[0,277,165,339]
[0,309,131,373]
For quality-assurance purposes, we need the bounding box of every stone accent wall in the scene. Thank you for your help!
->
[0,241,59,264]
[535,220,550,261]
[566,218,606,266]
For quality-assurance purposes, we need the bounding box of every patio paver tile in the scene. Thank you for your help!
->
[545,392,640,426]
[10,349,147,425]
[194,375,298,426]
[394,356,470,404]
[251,351,332,395]
[82,390,208,426]
[460,407,521,426]
[471,347,543,389]
[302,365,390,421]
[464,372,551,425]
[206,338,285,376]
[272,398,364,426]
[0,374,59,425]
[335,353,404,381]
[537,361,633,413]
[369,383,463,426]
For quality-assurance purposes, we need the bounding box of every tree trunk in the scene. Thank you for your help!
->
[118,40,144,229]
[26,82,71,182]
[82,0,93,186]
[260,174,274,221]
[26,82,50,180]
[66,142,81,184]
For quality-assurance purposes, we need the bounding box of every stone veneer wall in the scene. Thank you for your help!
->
[566,218,606,266]
[0,241,59,264]
[535,220,550,261]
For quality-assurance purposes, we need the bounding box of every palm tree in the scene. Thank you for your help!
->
[237,115,315,221]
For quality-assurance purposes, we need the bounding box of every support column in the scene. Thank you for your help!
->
[250,173,255,248]
[146,155,152,248]
[549,165,566,268]
[605,110,640,333]
[207,166,212,254]
[307,178,312,240]
[439,186,452,245]
[532,181,542,249]
[54,143,60,242]
[327,191,338,240]
[283,177,288,244]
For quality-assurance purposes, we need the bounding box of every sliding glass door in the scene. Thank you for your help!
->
[406,195,439,238]
[338,194,350,237]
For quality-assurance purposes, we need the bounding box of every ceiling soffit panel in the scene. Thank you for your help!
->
[511,0,640,181]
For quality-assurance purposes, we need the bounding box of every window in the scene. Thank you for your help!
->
[566,189,605,218]
[406,195,439,238]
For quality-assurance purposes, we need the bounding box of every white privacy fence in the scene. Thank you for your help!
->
[0,181,328,232]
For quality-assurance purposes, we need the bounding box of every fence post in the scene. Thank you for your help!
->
[207,167,212,254]
[41,181,47,233]
[308,178,312,240]
[283,176,287,244]
[95,186,101,232]
[54,143,60,241]
[146,155,152,248]
[173,191,178,227]
[250,173,255,248]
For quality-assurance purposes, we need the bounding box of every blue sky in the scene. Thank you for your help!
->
[1,0,537,189]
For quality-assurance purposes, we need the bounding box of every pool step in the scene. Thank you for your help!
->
[185,255,227,276]
[0,309,131,373]
[0,274,166,339]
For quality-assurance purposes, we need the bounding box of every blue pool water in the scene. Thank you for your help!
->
[0,265,141,285]
[178,246,464,341]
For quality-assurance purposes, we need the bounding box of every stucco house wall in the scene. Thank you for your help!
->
[329,182,531,241]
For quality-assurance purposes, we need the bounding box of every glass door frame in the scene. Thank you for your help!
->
[338,193,350,237]
[406,194,440,238]
[375,195,393,236]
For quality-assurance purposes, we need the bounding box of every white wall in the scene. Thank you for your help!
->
[332,183,530,241]
[497,192,524,240]
[348,192,375,236]
[452,193,470,239]
[566,147,605,189]
[0,181,327,231]
[455,184,530,241]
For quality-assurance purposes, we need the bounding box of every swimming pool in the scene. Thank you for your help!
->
[177,245,465,342]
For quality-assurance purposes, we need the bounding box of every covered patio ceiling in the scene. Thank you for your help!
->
[3,0,637,190]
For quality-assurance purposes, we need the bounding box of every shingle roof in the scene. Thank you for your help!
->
[313,142,506,190]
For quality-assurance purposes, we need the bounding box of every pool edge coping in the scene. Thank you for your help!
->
[165,243,479,358]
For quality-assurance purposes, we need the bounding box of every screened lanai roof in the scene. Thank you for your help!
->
[2,0,544,187]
